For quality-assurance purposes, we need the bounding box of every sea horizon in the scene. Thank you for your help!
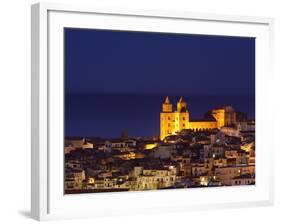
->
[65,93,255,139]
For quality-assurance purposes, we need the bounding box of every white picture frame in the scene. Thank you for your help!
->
[31,2,274,221]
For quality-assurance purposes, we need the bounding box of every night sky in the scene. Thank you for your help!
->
[64,28,255,138]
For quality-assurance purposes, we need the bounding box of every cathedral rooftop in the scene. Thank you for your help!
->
[164,96,170,104]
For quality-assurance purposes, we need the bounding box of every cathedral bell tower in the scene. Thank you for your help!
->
[177,97,187,112]
[162,96,172,112]
[160,96,189,141]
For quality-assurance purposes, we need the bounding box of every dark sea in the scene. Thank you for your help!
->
[65,93,255,138]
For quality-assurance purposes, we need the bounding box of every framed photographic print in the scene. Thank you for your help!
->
[31,2,274,221]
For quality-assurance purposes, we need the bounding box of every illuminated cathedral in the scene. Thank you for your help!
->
[160,96,237,140]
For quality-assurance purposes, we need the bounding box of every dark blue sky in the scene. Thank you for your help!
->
[64,28,255,138]
[65,28,255,96]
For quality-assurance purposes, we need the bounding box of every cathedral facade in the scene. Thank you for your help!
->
[160,96,237,140]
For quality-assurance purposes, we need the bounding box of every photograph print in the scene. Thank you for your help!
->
[64,28,255,194]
